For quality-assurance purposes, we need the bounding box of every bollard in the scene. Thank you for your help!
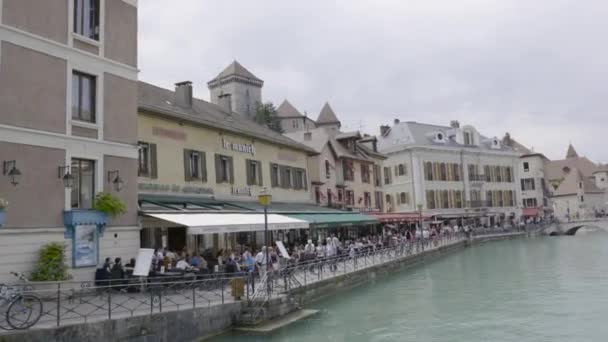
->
[56,283,61,327]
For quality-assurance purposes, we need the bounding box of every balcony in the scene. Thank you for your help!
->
[467,200,491,208]
[468,174,486,183]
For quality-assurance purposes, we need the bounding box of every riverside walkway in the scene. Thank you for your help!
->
[0,230,527,333]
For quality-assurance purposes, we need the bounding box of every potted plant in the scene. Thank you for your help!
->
[63,192,127,230]
[0,197,7,226]
[93,192,127,219]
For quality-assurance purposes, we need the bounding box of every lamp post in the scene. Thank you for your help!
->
[258,189,272,278]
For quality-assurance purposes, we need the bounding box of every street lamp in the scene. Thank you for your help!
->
[258,189,272,277]
[417,203,424,251]
[3,161,22,187]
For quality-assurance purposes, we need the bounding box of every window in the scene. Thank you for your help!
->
[497,190,504,207]
[441,190,449,208]
[215,154,233,183]
[424,162,433,181]
[189,152,201,179]
[184,150,206,181]
[440,163,447,181]
[295,169,306,189]
[338,189,343,202]
[505,167,513,182]
[464,131,473,145]
[486,190,494,207]
[578,182,583,189]
[345,190,355,206]
[138,142,150,176]
[453,190,463,208]
[292,120,298,129]
[364,192,372,207]
[398,164,407,176]
[270,163,280,187]
[452,164,461,181]
[72,71,96,122]
[344,161,354,181]
[315,187,321,204]
[384,166,392,184]
[523,198,538,207]
[484,165,492,182]
[426,190,436,209]
[494,166,502,182]
[399,192,409,205]
[247,160,262,186]
[71,159,95,209]
[361,164,370,183]
[74,0,100,40]
[325,160,331,179]
[285,168,293,188]
[523,162,529,172]
[374,165,382,186]
[521,178,535,191]
[580,195,584,202]
[385,194,393,212]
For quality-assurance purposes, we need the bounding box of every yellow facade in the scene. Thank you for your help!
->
[137,111,312,203]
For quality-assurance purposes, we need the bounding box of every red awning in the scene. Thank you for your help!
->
[370,212,432,223]
[522,207,540,217]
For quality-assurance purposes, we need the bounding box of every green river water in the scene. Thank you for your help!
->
[210,231,608,342]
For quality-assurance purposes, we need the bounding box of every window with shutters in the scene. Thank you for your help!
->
[521,178,535,191]
[295,169,304,189]
[440,163,447,181]
[247,160,262,186]
[138,142,150,177]
[216,154,232,183]
[189,152,201,179]
[270,163,280,187]
[398,164,406,176]
[484,165,491,182]
[452,164,461,181]
[399,192,409,205]
[72,71,96,123]
[185,150,206,181]
[284,168,293,188]
[384,166,391,184]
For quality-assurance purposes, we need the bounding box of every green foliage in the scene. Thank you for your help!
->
[31,242,71,281]
[255,102,283,133]
[93,192,127,218]
[0,197,7,210]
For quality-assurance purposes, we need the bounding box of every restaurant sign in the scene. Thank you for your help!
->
[138,182,214,195]
[222,138,255,155]
[231,186,252,196]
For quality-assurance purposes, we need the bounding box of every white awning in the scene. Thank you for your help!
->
[146,213,309,235]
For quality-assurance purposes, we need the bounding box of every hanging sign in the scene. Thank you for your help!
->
[222,138,255,155]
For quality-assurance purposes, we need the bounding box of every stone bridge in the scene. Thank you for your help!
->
[543,219,608,236]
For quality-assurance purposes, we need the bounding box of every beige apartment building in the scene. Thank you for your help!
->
[0,0,139,281]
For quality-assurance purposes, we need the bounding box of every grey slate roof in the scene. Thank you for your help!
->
[276,100,305,118]
[380,121,513,152]
[566,144,579,159]
[207,61,263,87]
[554,168,603,196]
[138,81,316,154]
[316,102,340,125]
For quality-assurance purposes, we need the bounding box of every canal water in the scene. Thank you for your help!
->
[210,231,608,342]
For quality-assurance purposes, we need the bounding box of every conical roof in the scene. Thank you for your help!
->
[316,102,340,125]
[566,144,579,159]
[554,168,602,196]
[276,100,304,118]
[207,60,263,87]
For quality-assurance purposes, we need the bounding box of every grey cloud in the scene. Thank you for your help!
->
[139,0,608,162]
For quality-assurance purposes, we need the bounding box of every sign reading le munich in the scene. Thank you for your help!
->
[222,138,255,155]
[138,183,214,195]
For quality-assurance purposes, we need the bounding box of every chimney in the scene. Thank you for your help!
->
[304,132,312,141]
[394,118,400,125]
[380,125,390,136]
[450,120,460,128]
[174,81,193,107]
[372,137,378,152]
[218,93,232,113]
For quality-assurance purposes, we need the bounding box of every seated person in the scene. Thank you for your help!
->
[175,257,191,271]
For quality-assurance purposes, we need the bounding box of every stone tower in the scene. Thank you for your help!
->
[316,102,341,130]
[207,61,263,120]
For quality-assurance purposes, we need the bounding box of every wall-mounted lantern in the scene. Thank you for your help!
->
[3,160,22,187]
[107,170,124,192]
[58,166,74,189]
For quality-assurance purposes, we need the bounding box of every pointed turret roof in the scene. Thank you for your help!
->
[316,102,340,125]
[207,60,263,88]
[276,100,304,118]
[566,143,579,159]
[554,168,602,196]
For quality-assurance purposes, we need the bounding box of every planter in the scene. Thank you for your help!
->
[0,210,6,226]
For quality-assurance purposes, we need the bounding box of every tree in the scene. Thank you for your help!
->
[255,102,283,133]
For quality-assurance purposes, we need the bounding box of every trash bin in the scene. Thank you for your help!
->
[231,278,245,300]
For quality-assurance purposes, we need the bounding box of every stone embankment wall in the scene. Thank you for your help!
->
[1,233,526,342]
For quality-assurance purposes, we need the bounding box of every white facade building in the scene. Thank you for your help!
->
[377,120,521,226]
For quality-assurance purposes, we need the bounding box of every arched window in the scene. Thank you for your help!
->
[400,192,406,204]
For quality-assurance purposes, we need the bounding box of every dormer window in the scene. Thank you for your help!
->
[490,138,501,149]
[433,131,446,143]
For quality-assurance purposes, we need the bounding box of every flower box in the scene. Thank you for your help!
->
[63,209,108,238]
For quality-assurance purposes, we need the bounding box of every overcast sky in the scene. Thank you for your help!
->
[139,0,608,162]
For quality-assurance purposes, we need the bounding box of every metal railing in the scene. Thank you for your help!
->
[1,274,249,330]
